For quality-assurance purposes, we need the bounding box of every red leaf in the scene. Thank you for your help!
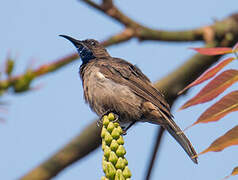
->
[191,47,233,55]
[199,126,238,155]
[178,57,235,96]
[223,167,238,180]
[180,69,238,109]
[231,167,238,176]
[191,91,238,127]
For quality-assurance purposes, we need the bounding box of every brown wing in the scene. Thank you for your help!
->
[96,57,172,118]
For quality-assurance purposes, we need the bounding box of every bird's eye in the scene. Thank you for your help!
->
[90,41,96,46]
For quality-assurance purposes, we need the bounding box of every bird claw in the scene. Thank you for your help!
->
[99,111,135,136]
[121,121,136,135]
[99,111,119,126]
[112,113,119,123]
[96,118,103,127]
[122,130,127,135]
[109,113,128,136]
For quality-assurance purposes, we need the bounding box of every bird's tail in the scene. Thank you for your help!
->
[159,111,198,164]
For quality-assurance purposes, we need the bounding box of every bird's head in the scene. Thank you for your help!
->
[60,35,109,64]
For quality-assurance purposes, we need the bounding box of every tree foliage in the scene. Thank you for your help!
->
[180,45,238,178]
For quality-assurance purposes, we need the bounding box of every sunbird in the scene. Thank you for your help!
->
[60,35,198,164]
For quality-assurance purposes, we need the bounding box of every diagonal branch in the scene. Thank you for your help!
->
[80,0,140,28]
[145,127,165,180]
[2,12,237,94]
[20,121,101,180]
[80,0,238,43]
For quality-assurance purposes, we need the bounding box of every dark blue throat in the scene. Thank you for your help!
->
[77,46,95,64]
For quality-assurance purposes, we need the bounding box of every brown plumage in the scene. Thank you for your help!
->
[60,35,198,164]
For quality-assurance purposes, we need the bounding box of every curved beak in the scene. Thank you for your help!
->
[59,35,84,49]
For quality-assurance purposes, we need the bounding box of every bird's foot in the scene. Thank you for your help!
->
[122,129,127,136]
[121,121,136,135]
[99,111,119,125]
[111,113,119,123]
[96,118,103,127]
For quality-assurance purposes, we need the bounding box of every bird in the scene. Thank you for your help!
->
[60,35,198,164]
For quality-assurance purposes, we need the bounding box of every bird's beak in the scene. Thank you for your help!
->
[59,35,84,49]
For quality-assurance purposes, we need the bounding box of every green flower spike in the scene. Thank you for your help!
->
[101,113,131,180]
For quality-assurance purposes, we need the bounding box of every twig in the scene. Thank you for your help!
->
[20,121,101,180]
[80,0,238,42]
[0,31,131,93]
[145,127,165,180]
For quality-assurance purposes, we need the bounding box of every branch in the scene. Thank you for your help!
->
[80,0,238,43]
[80,0,140,28]
[2,11,237,94]
[145,127,165,180]
[0,31,131,93]
[139,13,238,42]
[21,121,101,180]
[102,28,134,47]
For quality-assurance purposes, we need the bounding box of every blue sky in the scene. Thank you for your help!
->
[0,0,238,180]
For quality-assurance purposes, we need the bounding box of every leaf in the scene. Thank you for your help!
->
[197,91,238,124]
[178,57,235,96]
[191,47,233,55]
[223,167,238,180]
[231,167,238,176]
[199,126,238,155]
[184,91,238,130]
[180,69,238,109]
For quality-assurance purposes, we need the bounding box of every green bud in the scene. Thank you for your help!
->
[110,139,119,151]
[111,128,120,139]
[102,158,108,172]
[14,70,34,92]
[104,146,111,159]
[102,140,106,150]
[107,122,115,133]
[117,136,124,145]
[123,159,128,166]
[115,169,125,180]
[101,127,107,138]
[116,145,126,157]
[104,132,113,145]
[6,59,14,75]
[115,157,125,169]
[123,166,132,178]
[105,162,116,179]
[101,176,109,180]
[109,151,118,165]
[108,113,115,121]
[116,126,123,135]
[103,116,110,126]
